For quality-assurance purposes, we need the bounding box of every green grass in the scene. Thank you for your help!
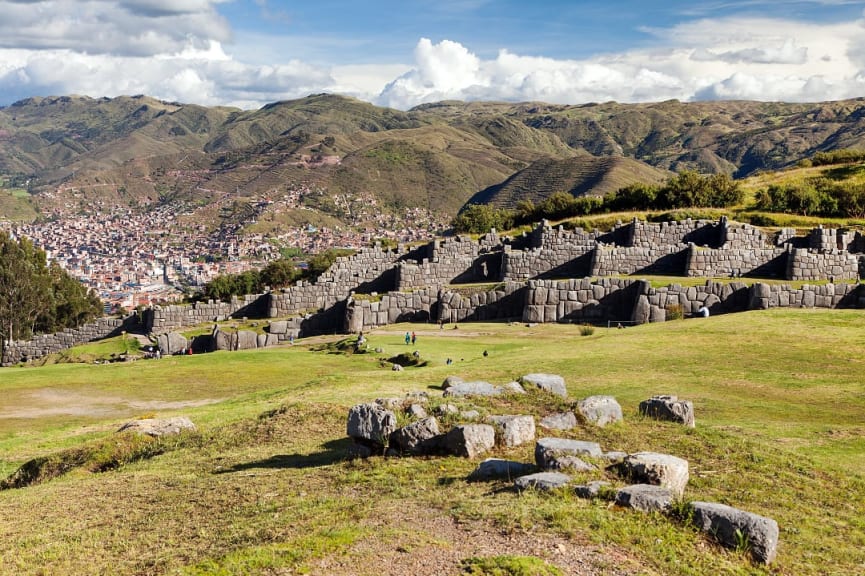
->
[1,311,864,574]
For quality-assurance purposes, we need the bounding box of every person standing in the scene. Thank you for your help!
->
[405,331,411,345]
[411,331,416,345]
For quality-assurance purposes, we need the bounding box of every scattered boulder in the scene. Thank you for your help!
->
[347,403,398,448]
[468,459,536,481]
[621,452,689,497]
[443,424,496,458]
[441,375,464,390]
[615,484,673,513]
[535,437,601,471]
[501,381,526,394]
[539,412,578,430]
[434,403,459,416]
[392,363,404,371]
[639,395,695,427]
[486,415,536,447]
[575,480,611,499]
[514,472,572,492]
[444,381,501,397]
[460,410,481,420]
[406,404,428,419]
[389,417,441,455]
[576,395,623,427]
[375,397,403,409]
[690,501,780,564]
[117,417,196,437]
[519,373,567,398]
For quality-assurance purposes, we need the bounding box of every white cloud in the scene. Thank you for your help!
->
[377,17,865,108]
[1,5,865,110]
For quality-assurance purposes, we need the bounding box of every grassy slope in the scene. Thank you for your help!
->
[1,310,864,575]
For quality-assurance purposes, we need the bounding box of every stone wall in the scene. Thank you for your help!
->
[686,246,788,278]
[1,315,140,366]
[630,219,722,248]
[145,294,266,334]
[787,248,860,281]
[523,278,642,324]
[591,245,686,276]
[344,289,436,332]
[723,220,770,250]
[437,282,526,323]
[397,233,503,289]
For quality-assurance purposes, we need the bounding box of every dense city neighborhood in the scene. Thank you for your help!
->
[0,184,447,312]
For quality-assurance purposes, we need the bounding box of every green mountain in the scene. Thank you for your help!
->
[2,93,865,227]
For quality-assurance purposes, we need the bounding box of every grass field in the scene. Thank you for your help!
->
[1,310,864,575]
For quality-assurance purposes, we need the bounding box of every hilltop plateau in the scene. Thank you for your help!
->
[2,94,865,234]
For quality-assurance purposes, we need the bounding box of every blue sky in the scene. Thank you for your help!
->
[1,0,864,109]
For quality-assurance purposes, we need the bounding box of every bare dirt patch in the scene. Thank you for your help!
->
[0,388,223,419]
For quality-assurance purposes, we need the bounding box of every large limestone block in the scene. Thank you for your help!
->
[514,472,571,492]
[389,417,441,455]
[539,412,578,430]
[639,395,695,427]
[615,484,673,513]
[519,373,567,398]
[622,452,689,497]
[576,395,623,427]
[235,330,258,350]
[443,381,501,397]
[535,437,601,471]
[443,424,496,458]
[690,501,780,564]
[268,320,287,334]
[468,459,536,481]
[486,415,535,447]
[347,403,398,445]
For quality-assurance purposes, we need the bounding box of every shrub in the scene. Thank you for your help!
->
[578,324,595,336]
[666,304,684,320]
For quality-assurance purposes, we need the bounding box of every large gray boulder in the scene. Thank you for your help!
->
[519,373,567,398]
[486,415,536,447]
[443,424,496,458]
[468,459,536,481]
[443,381,501,397]
[574,480,611,499]
[268,320,288,334]
[389,417,441,455]
[639,395,695,427]
[621,452,689,497]
[615,484,673,513]
[690,501,780,564]
[535,437,601,471]
[347,403,398,446]
[158,332,188,355]
[539,412,578,430]
[514,472,571,492]
[235,330,258,350]
[576,395,623,427]
[117,417,196,437]
[213,328,233,351]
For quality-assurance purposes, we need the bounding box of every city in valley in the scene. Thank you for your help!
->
[0,183,447,313]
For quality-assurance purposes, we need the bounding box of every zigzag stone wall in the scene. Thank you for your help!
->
[8,217,865,367]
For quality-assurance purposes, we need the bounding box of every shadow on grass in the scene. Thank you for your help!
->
[215,438,349,473]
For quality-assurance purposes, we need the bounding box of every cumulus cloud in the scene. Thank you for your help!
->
[0,0,231,56]
[378,16,865,109]
[1,3,865,110]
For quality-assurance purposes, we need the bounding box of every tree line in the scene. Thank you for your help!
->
[200,248,355,302]
[0,232,103,350]
[453,171,744,234]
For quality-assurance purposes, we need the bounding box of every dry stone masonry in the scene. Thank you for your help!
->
[8,216,865,366]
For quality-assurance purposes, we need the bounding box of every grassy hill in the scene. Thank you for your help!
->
[467,156,671,209]
[1,310,863,575]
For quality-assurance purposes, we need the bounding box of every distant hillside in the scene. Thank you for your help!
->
[467,156,671,209]
[2,93,865,229]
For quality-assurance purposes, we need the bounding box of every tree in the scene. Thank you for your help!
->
[260,259,300,289]
[0,233,101,353]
